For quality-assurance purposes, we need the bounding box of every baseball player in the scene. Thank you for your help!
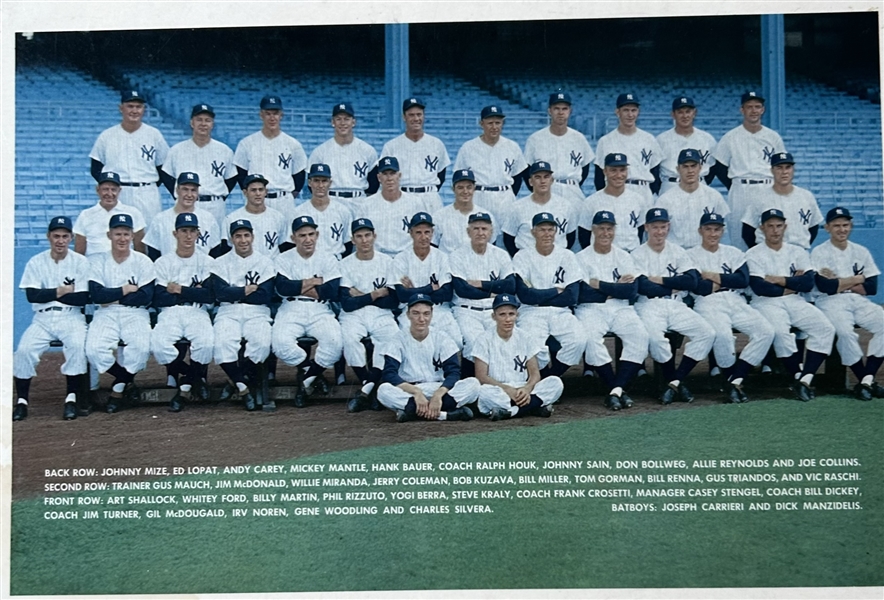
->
[593,93,663,203]
[523,91,594,204]
[150,212,216,412]
[73,171,146,256]
[656,96,718,195]
[282,164,353,258]
[474,294,563,420]
[307,103,379,207]
[811,207,884,400]
[361,157,430,256]
[574,211,649,410]
[376,294,479,422]
[90,90,169,224]
[210,219,276,411]
[712,91,786,249]
[338,218,400,412]
[433,169,495,254]
[503,161,578,255]
[745,209,835,401]
[579,153,648,252]
[453,105,528,221]
[656,149,730,249]
[272,216,344,408]
[390,212,463,350]
[631,208,716,404]
[512,212,583,377]
[741,152,822,250]
[225,173,288,256]
[233,95,307,214]
[85,213,157,413]
[687,213,775,403]
[380,97,451,213]
[144,172,223,258]
[449,211,516,372]
[13,216,91,421]
[160,103,239,224]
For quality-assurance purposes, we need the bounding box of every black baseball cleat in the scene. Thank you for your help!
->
[534,405,554,418]
[13,404,28,421]
[169,393,185,413]
[395,409,417,423]
[347,392,370,413]
[106,393,122,413]
[489,407,511,421]
[660,385,677,405]
[446,406,473,422]
[63,402,77,420]
[792,381,814,402]
[294,385,308,409]
[853,383,873,401]
[219,383,237,402]
[727,383,743,404]
[123,383,141,405]
[619,393,634,409]
[192,380,211,402]
[242,391,257,411]
[870,382,884,398]
[307,375,330,396]
[605,395,622,411]
[677,383,694,403]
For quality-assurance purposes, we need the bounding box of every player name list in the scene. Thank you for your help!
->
[39,457,865,521]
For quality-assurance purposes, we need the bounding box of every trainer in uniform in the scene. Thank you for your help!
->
[226,173,288,256]
[362,157,429,256]
[594,93,662,203]
[380,97,451,213]
[284,164,352,258]
[338,218,400,413]
[656,96,718,195]
[512,212,583,377]
[74,171,146,256]
[453,105,528,221]
[13,216,91,421]
[574,211,649,411]
[745,209,835,401]
[150,213,215,412]
[160,103,238,224]
[579,153,648,252]
[85,214,156,413]
[504,161,578,255]
[376,294,479,423]
[307,103,379,209]
[433,169,495,254]
[523,91,594,204]
[811,207,884,400]
[713,91,786,249]
[233,95,307,214]
[273,216,344,408]
[632,208,715,404]
[474,294,563,420]
[144,172,223,258]
[687,213,774,403]
[211,219,276,411]
[90,90,169,224]
[656,149,730,249]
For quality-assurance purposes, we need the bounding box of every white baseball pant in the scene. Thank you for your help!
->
[815,294,884,365]
[213,314,272,365]
[272,303,343,369]
[377,377,481,411]
[517,306,584,366]
[751,295,835,358]
[339,307,399,368]
[85,306,151,374]
[13,309,88,378]
[477,376,563,415]
[453,305,496,361]
[150,306,215,366]
[634,298,715,363]
[693,292,775,368]
[575,303,649,366]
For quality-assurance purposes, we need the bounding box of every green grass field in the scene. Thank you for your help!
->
[11,396,884,595]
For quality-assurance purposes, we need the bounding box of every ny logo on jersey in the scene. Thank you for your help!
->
[555,217,568,234]
[489,270,500,281]
[401,216,410,231]
[789,263,797,277]
[424,155,439,172]
[513,355,528,373]
[278,153,292,169]
[612,268,621,282]
[504,158,515,173]
[198,230,211,247]
[245,270,260,285]
[372,277,387,290]
[140,145,157,161]
[629,211,640,228]
[429,273,439,286]
[432,357,444,371]
[555,266,566,284]
[666,263,679,277]
[63,276,75,285]
[702,206,713,215]
[211,160,226,178]
[798,208,812,225]
[641,148,653,166]
[721,263,733,275]
[762,146,775,161]
[353,161,369,178]
[127,276,138,286]
[853,263,865,276]
[330,223,344,242]
[190,274,201,287]
[264,231,279,249]
[699,150,711,164]
[570,151,583,167]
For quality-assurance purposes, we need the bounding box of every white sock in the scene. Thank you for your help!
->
[303,375,316,388]
[508,405,519,416]
[799,374,814,386]
[112,382,126,393]
[17,398,28,405]
[610,387,623,398]
[669,379,680,390]
[65,393,76,403]
[236,381,248,393]
[360,382,375,395]
[180,384,192,393]
[730,377,744,387]
[438,411,447,421]
[861,375,873,386]
[166,375,177,387]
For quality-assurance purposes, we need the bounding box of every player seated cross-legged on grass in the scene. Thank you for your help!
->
[474,294,563,421]
[376,295,479,423]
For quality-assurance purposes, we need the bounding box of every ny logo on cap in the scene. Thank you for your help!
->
[186,173,194,180]
[409,98,416,103]
[460,170,468,177]
[557,93,564,100]
[501,295,511,302]
[384,159,391,166]
[602,212,610,219]
[317,165,325,172]
[119,215,127,222]
[268,98,277,104]
[779,153,787,159]
[654,210,661,216]
[201,104,208,110]
[109,172,117,178]
[184,215,193,222]
[131,91,138,96]
[626,94,633,100]
[490,107,499,113]
[543,213,551,219]
[339,104,345,110]
[57,218,65,224]
[681,97,687,103]
[301,217,309,223]
[236,220,244,226]
[358,219,365,225]
[615,154,622,161]
[835,209,844,215]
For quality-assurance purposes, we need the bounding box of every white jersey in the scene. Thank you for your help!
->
[307,137,378,192]
[472,327,543,385]
[339,251,395,297]
[575,245,644,306]
[594,127,663,183]
[161,138,236,198]
[382,328,459,384]
[434,203,495,254]
[380,133,451,188]
[631,241,697,302]
[448,244,514,309]
[744,242,812,299]
[686,244,748,295]
[741,185,823,249]
[523,127,594,183]
[90,123,169,184]
[810,240,880,284]
[512,245,582,294]
[153,251,215,312]
[656,185,730,249]
[581,188,649,252]
[288,200,353,257]
[211,250,276,319]
[89,251,157,296]
[19,250,91,311]
[714,125,785,180]
[656,127,718,182]
[73,202,147,256]
[274,249,341,305]
[505,194,577,251]
[389,247,452,308]
[143,206,223,256]
[226,206,289,256]
[360,191,429,256]
[233,130,308,193]
[454,136,528,187]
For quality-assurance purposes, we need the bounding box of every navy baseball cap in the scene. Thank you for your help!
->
[699,212,725,227]
[452,169,476,184]
[645,208,670,224]
[402,97,425,112]
[378,156,400,172]
[332,102,354,117]
[292,215,318,232]
[592,211,616,226]
[604,153,629,167]
[480,105,505,119]
[48,216,73,232]
[120,90,145,103]
[616,93,640,107]
[98,171,121,185]
[770,152,795,166]
[409,212,434,229]
[760,208,786,223]
[493,294,521,310]
[175,212,199,229]
[229,219,253,234]
[407,293,434,308]
[308,163,332,178]
[468,212,493,224]
[191,103,215,118]
[529,161,553,176]
[532,212,556,227]
[741,91,765,105]
[677,149,702,164]
[109,214,133,229]
[260,95,283,110]
[242,173,269,188]
[177,171,200,186]
[351,218,375,233]
[549,91,572,106]
[672,96,696,110]
[826,207,853,223]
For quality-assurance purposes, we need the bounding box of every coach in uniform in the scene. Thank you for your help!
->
[74,171,146,256]
[656,96,718,195]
